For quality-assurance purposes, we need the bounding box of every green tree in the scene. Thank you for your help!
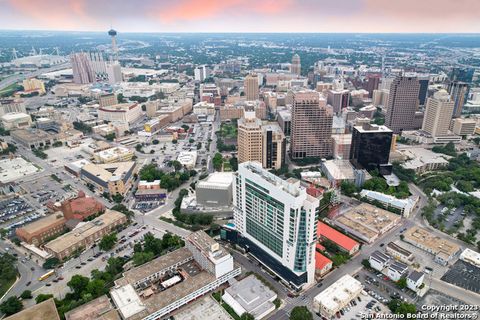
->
[35,294,53,304]
[20,290,32,299]
[86,279,107,297]
[99,233,117,251]
[152,139,159,145]
[396,277,407,289]
[0,296,23,316]
[229,156,238,171]
[133,251,154,266]
[213,153,223,171]
[388,299,417,316]
[105,132,116,141]
[67,275,90,298]
[341,181,357,196]
[240,313,255,320]
[290,306,312,320]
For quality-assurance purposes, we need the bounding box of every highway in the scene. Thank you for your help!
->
[0,63,70,91]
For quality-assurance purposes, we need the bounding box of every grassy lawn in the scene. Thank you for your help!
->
[0,276,17,299]
[219,123,237,139]
[0,83,22,97]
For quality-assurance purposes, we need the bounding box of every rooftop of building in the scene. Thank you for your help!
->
[240,161,306,198]
[317,221,359,252]
[0,157,42,183]
[186,230,230,262]
[313,275,363,310]
[1,112,30,120]
[197,172,233,189]
[99,102,138,112]
[389,261,408,273]
[322,160,356,181]
[354,123,392,133]
[459,248,480,267]
[65,295,120,320]
[173,296,232,320]
[116,247,193,287]
[315,251,332,270]
[4,299,60,320]
[96,146,133,159]
[404,226,460,258]
[10,128,52,140]
[335,203,401,238]
[387,241,413,258]
[397,147,451,169]
[53,191,105,218]
[359,190,413,209]
[44,210,125,253]
[17,212,65,234]
[408,271,424,283]
[226,275,277,316]
[370,250,390,264]
[81,161,135,183]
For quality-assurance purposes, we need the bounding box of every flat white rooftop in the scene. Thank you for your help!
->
[0,157,42,183]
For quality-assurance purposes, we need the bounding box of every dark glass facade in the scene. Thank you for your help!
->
[350,125,393,175]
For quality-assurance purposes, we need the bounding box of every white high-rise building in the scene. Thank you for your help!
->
[233,161,319,289]
[422,89,454,137]
[194,65,210,82]
[107,62,123,84]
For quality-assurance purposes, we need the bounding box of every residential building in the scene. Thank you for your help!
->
[385,74,421,133]
[15,212,67,246]
[194,65,210,82]
[369,251,391,271]
[422,90,454,137]
[110,231,241,320]
[452,118,476,136]
[291,90,333,159]
[333,203,401,244]
[244,73,259,101]
[233,162,319,289]
[372,89,389,107]
[262,123,286,170]
[291,54,301,76]
[222,275,277,320]
[387,261,409,281]
[407,271,425,292]
[313,275,363,319]
[403,226,461,266]
[1,112,32,130]
[0,98,26,116]
[364,74,381,98]
[196,172,233,207]
[237,112,263,164]
[97,103,142,125]
[327,89,350,114]
[44,209,127,260]
[386,241,415,265]
[359,189,417,217]
[80,161,136,196]
[4,298,60,320]
[315,252,333,278]
[350,123,393,175]
[317,221,360,255]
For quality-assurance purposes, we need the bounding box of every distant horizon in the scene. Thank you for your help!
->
[1,29,480,35]
[1,0,479,33]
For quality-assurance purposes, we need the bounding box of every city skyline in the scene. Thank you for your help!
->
[1,0,480,33]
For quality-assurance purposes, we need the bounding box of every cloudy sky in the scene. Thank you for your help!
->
[0,0,479,33]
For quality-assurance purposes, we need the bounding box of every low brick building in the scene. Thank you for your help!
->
[16,212,66,246]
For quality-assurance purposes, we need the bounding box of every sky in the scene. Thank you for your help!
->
[0,0,479,33]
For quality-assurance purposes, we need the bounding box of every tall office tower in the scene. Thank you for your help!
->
[237,112,263,165]
[448,81,469,118]
[71,52,95,84]
[350,123,393,175]
[107,62,122,84]
[450,67,474,83]
[372,89,390,107]
[291,91,333,159]
[379,76,395,91]
[262,123,286,170]
[417,75,430,106]
[327,88,350,114]
[385,74,420,134]
[233,161,319,289]
[244,73,259,101]
[422,89,454,137]
[291,54,301,76]
[88,51,108,81]
[194,65,210,82]
[365,73,381,98]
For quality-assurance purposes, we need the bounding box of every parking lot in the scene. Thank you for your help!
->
[357,269,416,303]
[441,260,480,294]
[418,289,469,314]
[134,200,165,213]
[433,205,465,230]
[21,174,74,208]
[332,291,389,319]
[0,195,38,232]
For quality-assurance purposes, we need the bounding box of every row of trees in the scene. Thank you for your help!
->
[132,232,184,266]
[139,163,196,191]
